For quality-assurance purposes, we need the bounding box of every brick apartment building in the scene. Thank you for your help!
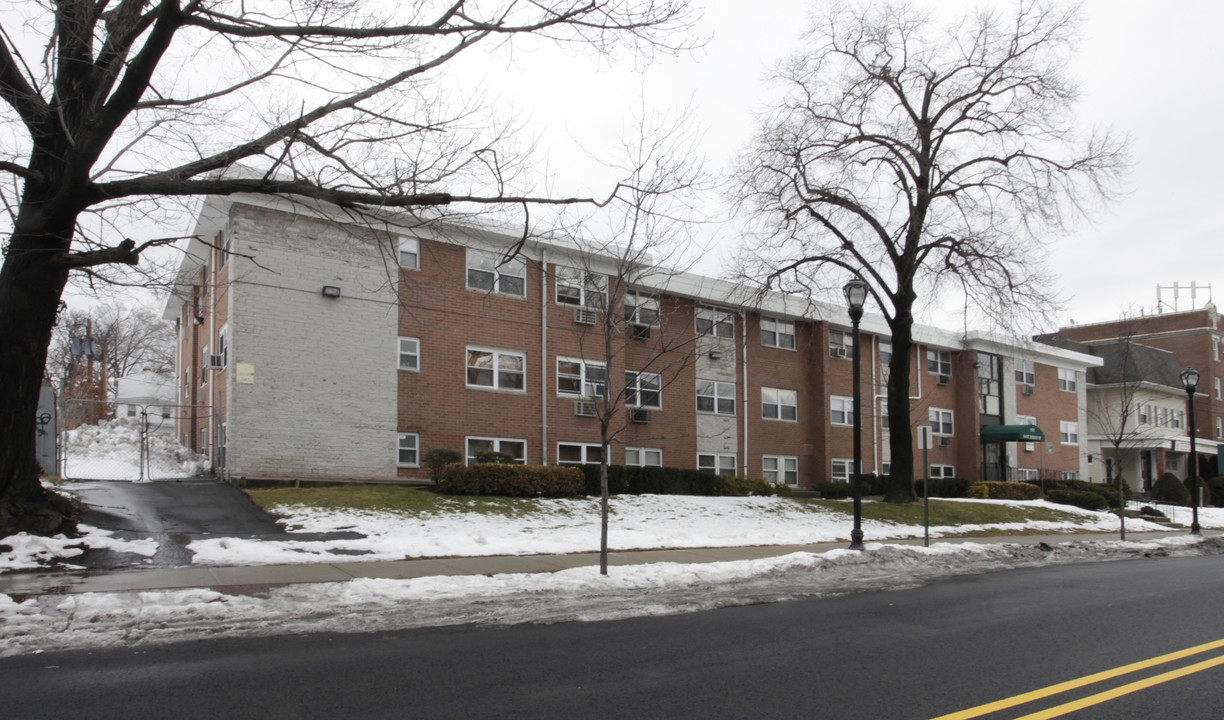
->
[165,193,1101,488]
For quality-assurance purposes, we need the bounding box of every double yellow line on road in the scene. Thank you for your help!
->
[932,637,1224,719]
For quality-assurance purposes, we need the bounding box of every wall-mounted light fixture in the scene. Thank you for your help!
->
[321,286,341,298]
[708,350,722,361]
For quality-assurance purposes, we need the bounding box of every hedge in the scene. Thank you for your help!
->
[916,477,971,498]
[1152,472,1191,505]
[576,464,777,497]
[440,463,584,497]
[967,481,1042,500]
[1046,489,1109,512]
[1205,476,1224,507]
[1023,478,1126,509]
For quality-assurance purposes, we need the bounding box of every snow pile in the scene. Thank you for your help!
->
[62,418,209,480]
[0,525,157,572]
[3,536,1220,658]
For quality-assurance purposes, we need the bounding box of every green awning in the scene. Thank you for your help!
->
[979,424,1046,442]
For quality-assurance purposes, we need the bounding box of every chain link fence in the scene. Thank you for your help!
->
[61,399,214,481]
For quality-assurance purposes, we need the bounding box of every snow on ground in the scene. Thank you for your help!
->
[0,525,157,572]
[61,418,210,481]
[3,535,1222,658]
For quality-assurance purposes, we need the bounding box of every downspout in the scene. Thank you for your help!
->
[540,248,549,466]
[208,240,218,475]
[741,309,749,476]
[871,335,879,474]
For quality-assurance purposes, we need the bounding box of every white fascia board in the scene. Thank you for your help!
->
[964,332,1104,370]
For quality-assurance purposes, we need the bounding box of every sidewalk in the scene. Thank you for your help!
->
[2,529,1209,598]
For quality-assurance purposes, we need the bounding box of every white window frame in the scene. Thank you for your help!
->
[217,325,229,369]
[200,345,210,386]
[880,401,890,430]
[398,336,420,372]
[556,357,607,398]
[1157,406,1169,427]
[554,265,608,309]
[930,408,954,436]
[762,455,799,486]
[465,437,527,465]
[761,317,796,350]
[879,339,892,366]
[398,236,420,270]
[557,442,604,466]
[1171,409,1185,429]
[1060,420,1079,445]
[695,306,734,338]
[929,464,955,479]
[829,330,853,359]
[626,447,663,467]
[831,396,855,426]
[625,370,662,409]
[466,347,526,392]
[1217,416,1222,440]
[1061,471,1079,481]
[1016,414,1037,427]
[928,349,952,376]
[624,290,660,327]
[1137,403,1151,425]
[698,453,737,476]
[1017,468,1039,482]
[466,248,526,298]
[696,379,736,415]
[831,458,853,483]
[1058,368,1077,392]
[397,432,420,467]
[762,387,798,421]
[1216,377,1221,400]
[1015,358,1035,386]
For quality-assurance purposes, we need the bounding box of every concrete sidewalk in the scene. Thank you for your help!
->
[1,529,1209,598]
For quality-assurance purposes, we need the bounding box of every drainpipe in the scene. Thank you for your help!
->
[540,248,549,466]
[741,309,749,476]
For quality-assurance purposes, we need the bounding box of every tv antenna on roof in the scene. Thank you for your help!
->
[1156,282,1212,314]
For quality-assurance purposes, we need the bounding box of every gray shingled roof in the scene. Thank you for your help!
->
[1034,336,1186,389]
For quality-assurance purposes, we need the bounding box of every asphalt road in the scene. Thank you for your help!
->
[4,553,1224,719]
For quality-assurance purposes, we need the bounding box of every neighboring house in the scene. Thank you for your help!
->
[113,369,177,433]
[163,193,1100,487]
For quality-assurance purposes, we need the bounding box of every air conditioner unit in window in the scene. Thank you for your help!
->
[936,375,950,386]
[938,436,952,448]
[830,346,847,359]
[574,401,598,417]
[574,308,598,325]
[630,324,652,340]
[206,353,226,370]
[1021,384,1034,396]
[629,408,652,423]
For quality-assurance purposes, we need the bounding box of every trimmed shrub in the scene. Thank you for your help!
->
[1046,489,1109,512]
[1152,472,1191,505]
[473,450,517,465]
[810,481,855,499]
[1022,478,1125,509]
[915,477,971,498]
[575,464,773,497]
[440,464,583,497]
[1139,506,1168,519]
[967,481,1043,501]
[1205,476,1224,507]
[717,476,777,497]
[422,448,462,485]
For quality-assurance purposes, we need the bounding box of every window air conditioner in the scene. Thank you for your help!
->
[574,308,598,325]
[938,436,952,448]
[206,354,226,370]
[629,408,652,423]
[936,375,950,386]
[830,346,847,359]
[574,401,598,417]
[1021,384,1034,396]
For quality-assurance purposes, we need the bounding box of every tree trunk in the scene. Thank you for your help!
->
[0,198,81,537]
[883,298,917,503]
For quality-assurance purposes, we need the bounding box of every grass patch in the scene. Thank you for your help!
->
[800,498,1092,528]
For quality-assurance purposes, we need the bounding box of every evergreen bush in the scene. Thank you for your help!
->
[1152,472,1191,505]
[440,464,583,497]
[422,448,462,485]
[1046,489,1109,512]
[967,481,1042,500]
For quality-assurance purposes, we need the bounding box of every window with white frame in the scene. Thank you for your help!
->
[880,401,889,430]
[929,464,955,479]
[625,371,662,409]
[881,462,891,476]
[216,326,229,369]
[696,379,736,415]
[1217,416,1222,439]
[466,347,526,391]
[928,349,952,376]
[695,306,734,338]
[762,387,798,421]
[1017,468,1039,482]
[1137,403,1151,424]
[624,291,660,327]
[1016,414,1037,428]
[465,437,526,465]
[398,236,419,269]
[1058,368,1077,392]
[831,458,853,483]
[762,455,799,486]
[554,266,607,309]
[466,249,526,297]
[829,330,853,359]
[1060,420,1079,444]
[626,447,663,467]
[929,408,954,436]
[556,357,607,398]
[397,432,419,467]
[218,233,230,269]
[1157,406,1169,427]
[698,453,737,476]
[879,340,892,366]
[1061,471,1079,481]
[200,345,209,385]
[1172,409,1185,429]
[761,317,796,349]
[1015,358,1035,386]
[830,396,855,426]
[398,337,419,372]
[557,443,603,465]
[1216,377,1221,400]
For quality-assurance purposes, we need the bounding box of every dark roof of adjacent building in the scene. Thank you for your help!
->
[1034,335,1185,390]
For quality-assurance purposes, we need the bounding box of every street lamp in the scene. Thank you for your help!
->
[1181,367,1201,536]
[843,279,869,551]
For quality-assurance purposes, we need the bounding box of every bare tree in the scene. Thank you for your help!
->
[0,0,698,535]
[735,1,1125,501]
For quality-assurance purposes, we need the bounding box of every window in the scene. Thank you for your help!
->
[880,401,889,430]
[398,337,420,372]
[929,465,955,479]
[1061,471,1079,481]
[218,233,230,269]
[1157,406,1169,428]
[698,453,737,476]
[1016,414,1038,428]
[830,396,855,426]
[1017,468,1039,482]
[696,379,736,415]
[1137,403,1151,425]
[831,459,853,483]
[398,236,419,269]
[881,462,891,476]
[1058,368,1077,392]
[929,408,954,436]
[761,317,796,349]
[217,325,228,369]
[626,447,663,467]
[1015,359,1035,386]
[555,266,607,309]
[200,346,209,385]
[558,443,603,465]
[466,348,526,391]
[1217,416,1222,439]
[978,353,1001,416]
[829,330,853,359]
[762,387,798,421]
[1216,377,1221,400]
[1171,409,1185,429]
[763,455,799,486]
[625,371,662,409]
[1216,340,1220,362]
[696,306,734,338]
[467,249,526,297]
[1060,420,1079,445]
[200,427,209,458]
[466,437,526,465]
[624,291,660,327]
[126,405,137,418]
[557,358,606,398]
[879,340,892,366]
[928,349,952,376]
[397,433,419,467]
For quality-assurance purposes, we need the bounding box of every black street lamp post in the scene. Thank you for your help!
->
[843,279,869,551]
[1181,368,1201,536]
